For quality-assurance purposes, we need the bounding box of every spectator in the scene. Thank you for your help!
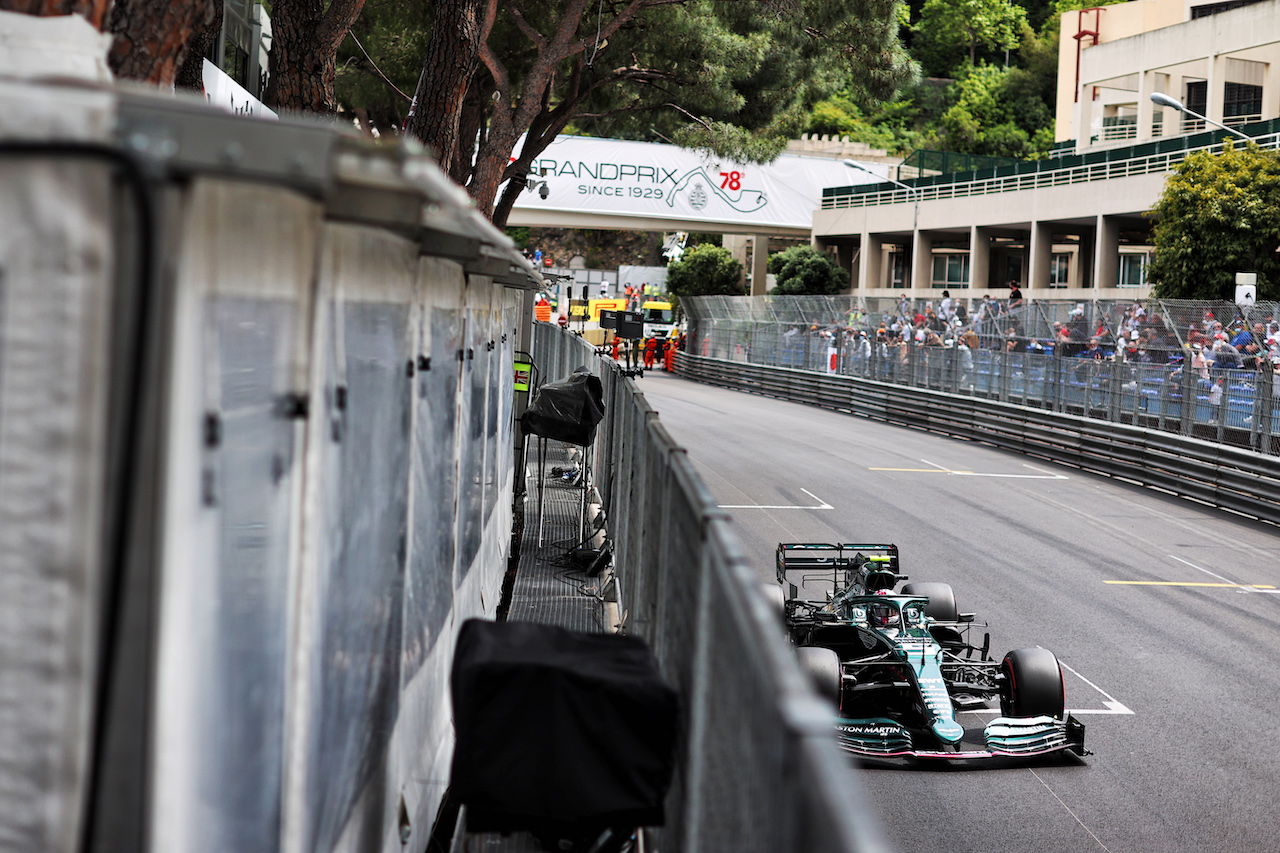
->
[1232,322,1265,369]
[939,290,953,322]
[1078,337,1105,360]
[1008,280,1023,308]
[1211,335,1243,369]
[1190,343,1210,385]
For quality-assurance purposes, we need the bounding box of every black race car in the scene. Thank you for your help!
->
[774,542,1088,760]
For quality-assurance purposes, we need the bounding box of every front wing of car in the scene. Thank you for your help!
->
[834,714,1088,760]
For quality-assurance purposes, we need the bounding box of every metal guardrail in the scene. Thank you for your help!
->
[531,326,891,853]
[821,128,1280,210]
[674,352,1280,528]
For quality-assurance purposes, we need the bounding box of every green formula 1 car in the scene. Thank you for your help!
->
[774,542,1088,760]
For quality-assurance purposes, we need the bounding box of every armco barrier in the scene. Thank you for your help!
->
[0,78,537,853]
[531,328,890,853]
[675,352,1280,527]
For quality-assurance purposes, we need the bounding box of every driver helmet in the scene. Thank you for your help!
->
[869,590,896,628]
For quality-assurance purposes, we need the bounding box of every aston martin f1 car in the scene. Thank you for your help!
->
[775,542,1088,760]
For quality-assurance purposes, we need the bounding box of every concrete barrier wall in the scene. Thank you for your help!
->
[0,79,536,853]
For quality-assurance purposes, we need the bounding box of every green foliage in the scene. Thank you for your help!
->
[334,0,431,132]
[936,63,1053,158]
[804,96,904,153]
[913,0,1027,75]
[505,227,530,250]
[666,244,745,298]
[1148,144,1280,301]
[591,0,918,165]
[767,246,851,295]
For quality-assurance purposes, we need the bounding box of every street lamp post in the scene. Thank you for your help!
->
[843,158,921,289]
[842,159,919,232]
[1149,92,1251,141]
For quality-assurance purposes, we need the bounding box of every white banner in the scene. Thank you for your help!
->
[509,135,886,230]
[202,58,276,119]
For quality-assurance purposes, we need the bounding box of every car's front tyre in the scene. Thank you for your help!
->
[796,646,842,707]
[1000,647,1065,719]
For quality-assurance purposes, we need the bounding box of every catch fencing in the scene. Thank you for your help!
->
[531,327,890,853]
[0,77,537,853]
[683,295,1280,455]
[671,353,1280,528]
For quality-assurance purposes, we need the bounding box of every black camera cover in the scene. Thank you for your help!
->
[518,366,605,446]
[450,619,678,832]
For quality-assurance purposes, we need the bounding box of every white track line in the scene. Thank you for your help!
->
[1170,554,1272,594]
[719,488,833,510]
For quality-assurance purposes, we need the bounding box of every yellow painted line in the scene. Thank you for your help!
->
[1105,581,1276,589]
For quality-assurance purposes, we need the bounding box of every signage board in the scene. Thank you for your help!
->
[508,134,884,230]
[513,360,532,393]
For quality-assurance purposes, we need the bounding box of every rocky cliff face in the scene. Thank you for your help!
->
[516,228,665,269]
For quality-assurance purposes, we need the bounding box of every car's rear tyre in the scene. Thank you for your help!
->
[796,646,842,707]
[900,582,959,622]
[1000,647,1065,719]
[760,582,786,621]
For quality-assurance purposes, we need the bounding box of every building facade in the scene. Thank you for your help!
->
[814,0,1280,300]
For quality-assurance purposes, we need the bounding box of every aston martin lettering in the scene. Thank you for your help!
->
[837,723,905,738]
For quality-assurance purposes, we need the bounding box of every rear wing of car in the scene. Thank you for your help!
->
[775,542,905,601]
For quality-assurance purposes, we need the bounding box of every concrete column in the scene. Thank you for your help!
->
[751,234,769,296]
[1137,70,1156,140]
[1207,53,1228,126]
[1094,214,1120,289]
[859,233,883,290]
[1079,226,1096,290]
[1029,221,1054,291]
[912,230,934,291]
[1077,81,1095,145]
[969,226,990,292]
[1263,61,1280,125]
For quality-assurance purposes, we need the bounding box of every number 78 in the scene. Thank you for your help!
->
[719,171,741,190]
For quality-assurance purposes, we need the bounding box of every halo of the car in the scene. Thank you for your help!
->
[900,581,959,622]
[795,645,842,706]
[1000,647,1066,719]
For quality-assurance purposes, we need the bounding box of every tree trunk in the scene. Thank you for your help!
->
[107,0,214,87]
[0,0,110,28]
[404,0,486,175]
[265,0,367,114]
[451,79,490,186]
[175,0,222,92]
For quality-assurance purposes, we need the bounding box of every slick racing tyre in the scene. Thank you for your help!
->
[760,582,786,621]
[900,582,959,622]
[796,646,842,707]
[1000,647,1066,719]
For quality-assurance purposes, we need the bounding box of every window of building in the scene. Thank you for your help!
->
[1183,81,1208,132]
[1004,254,1023,286]
[1118,252,1149,288]
[889,251,907,288]
[1191,0,1265,18]
[931,253,970,289]
[1224,82,1263,123]
[1049,253,1071,288]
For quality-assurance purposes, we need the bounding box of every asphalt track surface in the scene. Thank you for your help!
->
[637,369,1280,853]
